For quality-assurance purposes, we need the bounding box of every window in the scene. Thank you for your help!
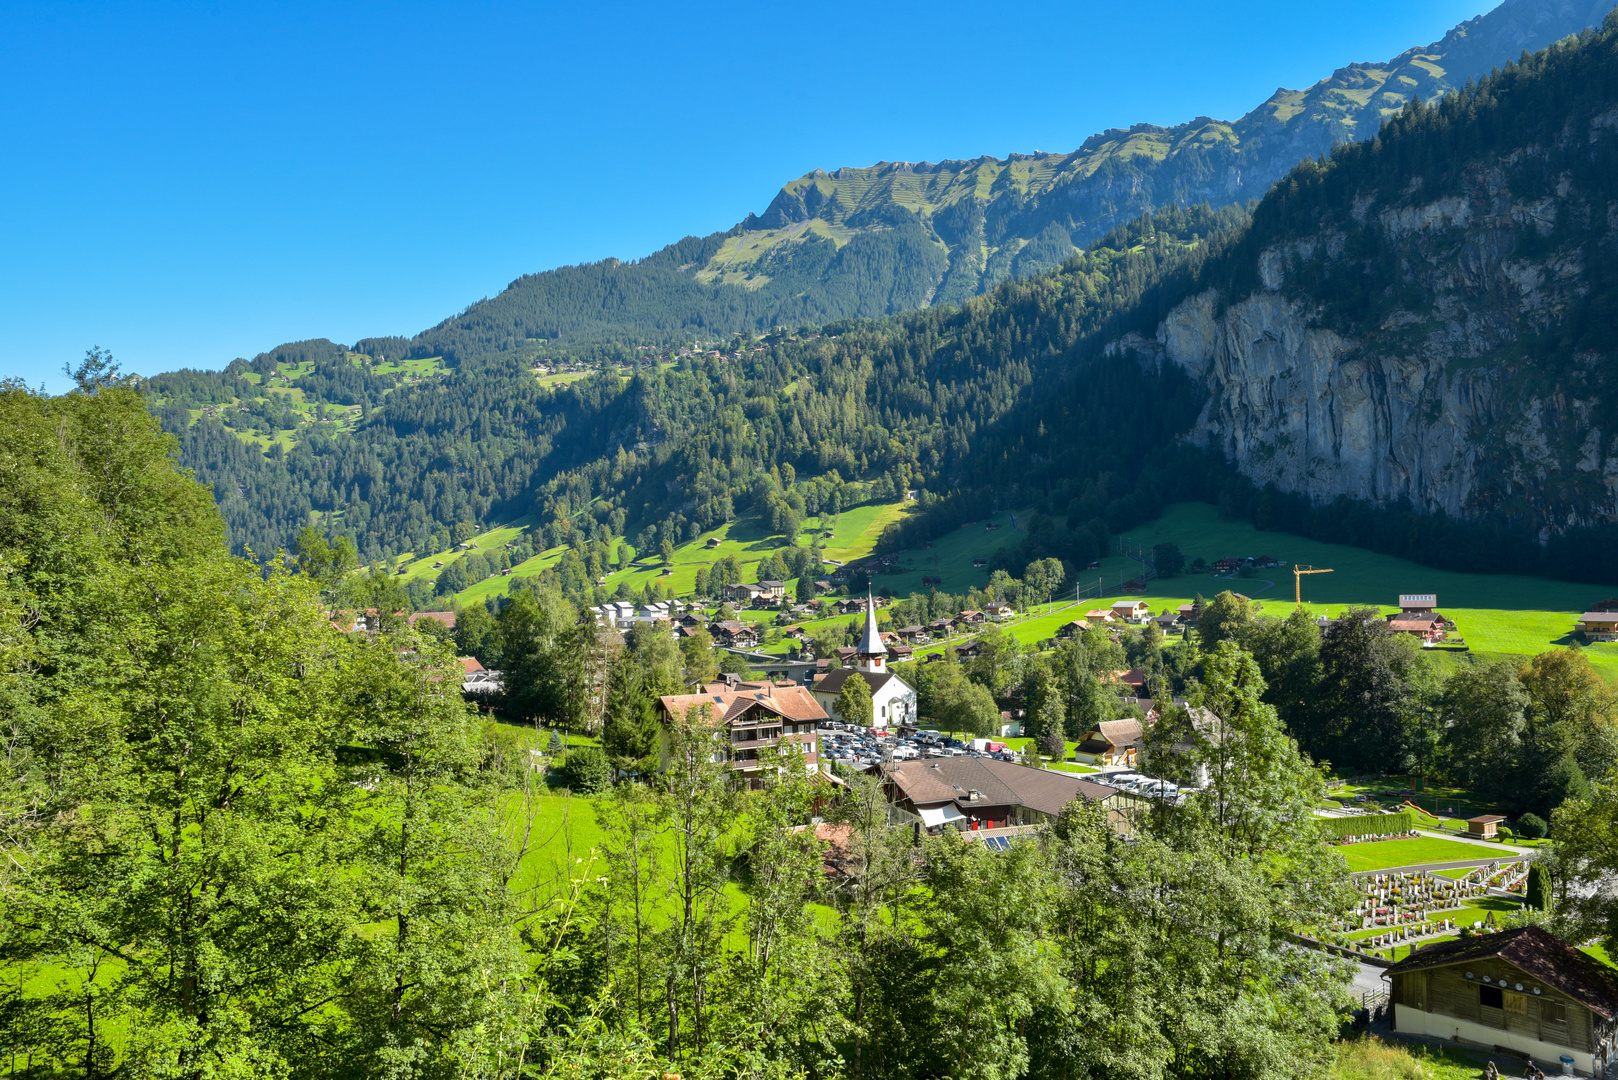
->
[1541,1000,1567,1025]
[1505,991,1528,1016]
[1480,985,1503,1009]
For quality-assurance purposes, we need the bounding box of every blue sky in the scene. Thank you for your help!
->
[1,0,1489,391]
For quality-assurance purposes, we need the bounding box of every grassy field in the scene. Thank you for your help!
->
[1335,836,1516,873]
[1103,502,1618,674]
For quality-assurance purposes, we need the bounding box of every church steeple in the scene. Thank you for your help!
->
[855,589,885,673]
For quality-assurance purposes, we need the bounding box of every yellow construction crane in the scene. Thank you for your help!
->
[1293,565,1333,610]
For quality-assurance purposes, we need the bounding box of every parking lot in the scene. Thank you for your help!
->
[816,721,1022,769]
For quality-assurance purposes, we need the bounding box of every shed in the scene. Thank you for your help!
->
[1467,814,1506,839]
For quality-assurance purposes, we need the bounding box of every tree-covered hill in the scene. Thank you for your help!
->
[402,0,1616,360]
[153,6,1618,602]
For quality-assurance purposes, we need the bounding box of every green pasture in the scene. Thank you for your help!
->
[1335,836,1516,873]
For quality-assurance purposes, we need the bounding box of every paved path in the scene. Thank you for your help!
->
[1412,828,1536,856]
[1352,856,1526,877]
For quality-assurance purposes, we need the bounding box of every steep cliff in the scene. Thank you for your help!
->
[1114,19,1618,534]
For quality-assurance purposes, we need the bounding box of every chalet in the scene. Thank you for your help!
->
[757,580,787,602]
[1122,578,1148,594]
[1084,609,1117,624]
[928,619,954,636]
[1110,600,1151,623]
[1212,558,1241,574]
[813,580,833,592]
[833,646,860,666]
[1385,926,1618,1075]
[1056,618,1090,639]
[921,575,943,587]
[1177,602,1198,620]
[893,625,929,644]
[877,757,1135,834]
[1399,593,1439,615]
[1388,614,1446,642]
[953,641,985,660]
[709,620,760,649]
[957,609,987,626]
[782,626,807,640]
[724,582,766,603]
[1111,669,1148,694]
[409,611,457,631]
[1155,612,1182,633]
[1072,718,1143,767]
[985,601,1015,621]
[1580,612,1618,642]
[1255,555,1279,568]
[657,684,827,784]
[888,644,914,662]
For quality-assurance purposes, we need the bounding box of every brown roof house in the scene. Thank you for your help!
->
[1385,925,1618,1074]
[1072,718,1144,767]
[657,684,828,785]
[877,756,1132,833]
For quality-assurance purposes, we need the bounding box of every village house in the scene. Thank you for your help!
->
[1580,611,1618,642]
[1385,926,1618,1074]
[928,618,954,637]
[723,582,766,604]
[875,756,1137,834]
[657,683,827,784]
[709,620,760,649]
[1072,717,1144,767]
[953,640,985,660]
[811,595,918,728]
[1387,613,1447,642]
[409,611,457,632]
[1398,593,1439,615]
[1212,558,1241,574]
[1110,599,1151,623]
[893,625,929,644]
[957,609,987,626]
[1056,618,1090,639]
[757,580,787,603]
[985,600,1015,621]
[1085,609,1117,624]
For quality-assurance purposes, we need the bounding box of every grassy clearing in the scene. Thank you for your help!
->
[1336,836,1514,873]
[1331,1035,1491,1080]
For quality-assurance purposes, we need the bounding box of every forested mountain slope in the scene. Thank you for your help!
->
[159,8,1618,594]
[408,0,1615,359]
[1100,14,1618,538]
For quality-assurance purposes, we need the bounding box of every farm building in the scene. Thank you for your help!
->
[1580,612,1618,642]
[1399,594,1439,614]
[1385,926,1618,1075]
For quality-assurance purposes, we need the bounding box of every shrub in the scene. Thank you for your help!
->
[560,745,612,794]
[1038,731,1067,760]
[1517,812,1548,839]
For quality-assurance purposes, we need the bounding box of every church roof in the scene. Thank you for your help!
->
[856,590,885,656]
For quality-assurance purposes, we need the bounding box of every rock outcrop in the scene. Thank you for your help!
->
[1120,94,1618,531]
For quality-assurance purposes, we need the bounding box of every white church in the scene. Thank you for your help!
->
[811,593,918,728]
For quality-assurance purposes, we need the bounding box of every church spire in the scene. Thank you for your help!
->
[856,589,885,673]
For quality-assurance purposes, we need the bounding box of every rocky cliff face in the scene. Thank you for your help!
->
[1116,95,1618,533]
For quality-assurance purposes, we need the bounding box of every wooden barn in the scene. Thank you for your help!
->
[1385,926,1618,1074]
